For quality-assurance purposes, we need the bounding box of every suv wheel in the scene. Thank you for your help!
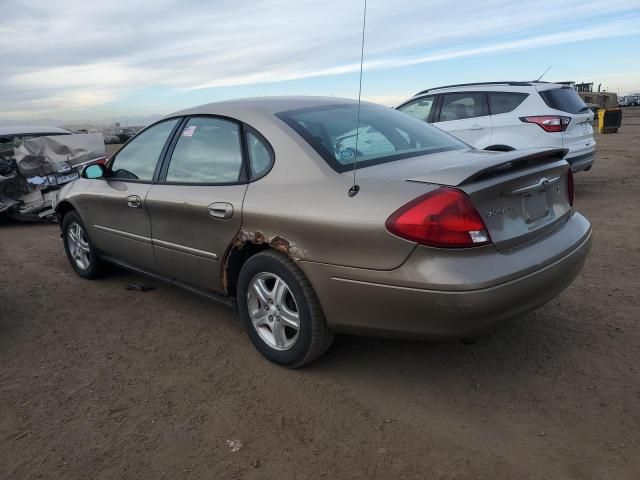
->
[237,250,334,368]
[62,211,103,279]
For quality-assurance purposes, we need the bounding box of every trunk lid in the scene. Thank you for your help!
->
[411,148,572,251]
[357,148,573,251]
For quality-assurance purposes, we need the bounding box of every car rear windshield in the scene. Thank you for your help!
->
[276,103,467,172]
[538,87,589,114]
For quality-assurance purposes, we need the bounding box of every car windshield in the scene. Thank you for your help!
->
[276,103,467,172]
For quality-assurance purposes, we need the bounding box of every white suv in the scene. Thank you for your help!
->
[396,82,596,172]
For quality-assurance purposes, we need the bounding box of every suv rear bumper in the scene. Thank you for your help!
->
[567,150,595,172]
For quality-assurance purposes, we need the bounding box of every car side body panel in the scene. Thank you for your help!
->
[68,178,156,269]
[145,183,248,292]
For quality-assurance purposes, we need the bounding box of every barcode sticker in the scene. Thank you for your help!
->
[182,126,197,137]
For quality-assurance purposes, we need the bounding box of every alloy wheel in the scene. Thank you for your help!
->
[67,222,91,270]
[247,272,300,350]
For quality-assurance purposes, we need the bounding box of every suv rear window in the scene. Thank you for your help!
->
[538,87,589,114]
[276,103,466,172]
[488,92,528,114]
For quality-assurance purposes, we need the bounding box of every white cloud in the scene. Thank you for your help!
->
[1,0,639,118]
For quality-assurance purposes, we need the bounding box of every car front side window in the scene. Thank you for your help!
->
[109,119,179,181]
[165,117,244,184]
[397,95,435,122]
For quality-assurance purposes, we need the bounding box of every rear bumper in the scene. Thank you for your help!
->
[567,150,595,172]
[300,212,591,338]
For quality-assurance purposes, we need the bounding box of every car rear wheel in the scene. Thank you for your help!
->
[62,211,103,279]
[237,250,334,368]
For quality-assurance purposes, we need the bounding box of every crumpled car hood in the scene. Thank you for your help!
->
[14,133,105,177]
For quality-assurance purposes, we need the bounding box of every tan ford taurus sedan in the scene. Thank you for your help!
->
[54,97,592,367]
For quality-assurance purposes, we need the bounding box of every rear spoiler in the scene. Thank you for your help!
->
[408,148,569,187]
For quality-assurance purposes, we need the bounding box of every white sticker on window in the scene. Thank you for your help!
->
[182,125,197,137]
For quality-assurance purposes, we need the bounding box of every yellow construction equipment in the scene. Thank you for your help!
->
[578,90,621,134]
[595,107,622,134]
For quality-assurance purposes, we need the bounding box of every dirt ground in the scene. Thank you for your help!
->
[1,109,639,480]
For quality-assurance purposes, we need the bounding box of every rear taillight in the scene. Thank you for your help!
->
[520,115,570,132]
[567,169,574,207]
[386,187,491,248]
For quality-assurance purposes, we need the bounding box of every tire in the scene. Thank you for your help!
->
[237,250,334,368]
[62,210,103,279]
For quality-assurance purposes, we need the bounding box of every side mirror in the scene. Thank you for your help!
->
[83,163,106,179]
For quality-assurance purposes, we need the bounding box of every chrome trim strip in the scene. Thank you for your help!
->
[93,225,218,260]
[93,224,151,244]
[153,238,218,260]
[509,176,560,196]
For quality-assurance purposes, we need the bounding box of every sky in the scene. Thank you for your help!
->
[1,0,639,124]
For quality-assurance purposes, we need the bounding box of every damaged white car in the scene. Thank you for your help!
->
[0,127,106,221]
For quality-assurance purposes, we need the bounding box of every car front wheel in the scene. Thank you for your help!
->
[237,250,334,368]
[62,211,103,279]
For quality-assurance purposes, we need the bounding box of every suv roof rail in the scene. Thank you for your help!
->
[414,81,534,96]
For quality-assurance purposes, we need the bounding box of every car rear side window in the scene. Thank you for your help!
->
[165,117,244,184]
[438,93,486,121]
[397,95,435,122]
[246,130,274,178]
[110,119,179,181]
[276,103,466,172]
[538,88,589,114]
[488,92,528,115]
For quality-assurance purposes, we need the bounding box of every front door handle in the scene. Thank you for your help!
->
[208,202,233,220]
[469,124,485,130]
[126,195,142,208]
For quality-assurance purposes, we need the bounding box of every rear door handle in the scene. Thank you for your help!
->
[208,202,233,220]
[126,195,142,208]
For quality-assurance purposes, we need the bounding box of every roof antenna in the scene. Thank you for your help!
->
[348,0,367,198]
[536,65,552,82]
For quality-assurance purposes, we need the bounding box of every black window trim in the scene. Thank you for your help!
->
[104,115,276,186]
[105,116,183,185]
[156,114,248,186]
[153,114,276,187]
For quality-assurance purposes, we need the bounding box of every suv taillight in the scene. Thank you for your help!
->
[520,115,570,132]
[386,187,491,248]
[567,169,575,207]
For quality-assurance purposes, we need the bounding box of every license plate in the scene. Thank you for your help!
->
[56,171,80,185]
[523,190,549,224]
